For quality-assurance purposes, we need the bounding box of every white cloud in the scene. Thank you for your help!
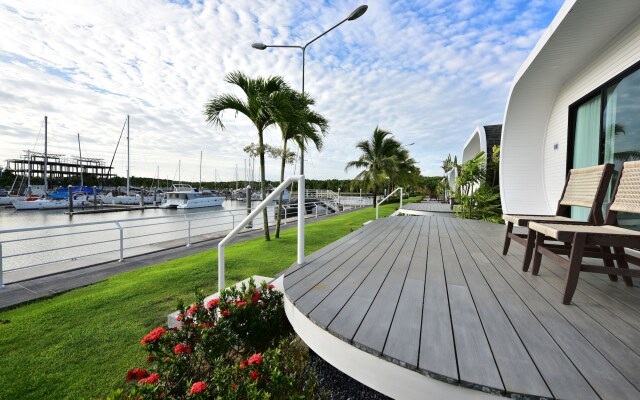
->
[0,0,564,182]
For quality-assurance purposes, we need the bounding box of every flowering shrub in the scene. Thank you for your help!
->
[115,278,321,399]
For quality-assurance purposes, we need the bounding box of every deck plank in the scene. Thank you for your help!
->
[442,217,551,398]
[418,216,459,381]
[449,218,595,399]
[284,218,385,287]
[327,217,419,342]
[292,217,408,317]
[438,218,504,393]
[383,217,430,369]
[285,218,403,300]
[283,216,640,399]
[461,218,640,399]
[352,217,424,354]
[306,217,413,330]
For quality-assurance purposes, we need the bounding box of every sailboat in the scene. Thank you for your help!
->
[12,116,92,210]
[104,115,138,205]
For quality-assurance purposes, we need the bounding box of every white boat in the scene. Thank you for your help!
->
[101,192,139,205]
[0,191,25,206]
[159,184,224,209]
[12,195,91,210]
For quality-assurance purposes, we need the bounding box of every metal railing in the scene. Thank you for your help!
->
[0,208,274,287]
[218,175,305,292]
[376,187,403,220]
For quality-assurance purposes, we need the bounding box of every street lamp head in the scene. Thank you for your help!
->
[347,5,368,21]
[251,43,267,50]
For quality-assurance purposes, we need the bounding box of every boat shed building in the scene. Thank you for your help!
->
[500,0,640,226]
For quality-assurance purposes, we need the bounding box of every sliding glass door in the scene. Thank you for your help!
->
[570,64,640,229]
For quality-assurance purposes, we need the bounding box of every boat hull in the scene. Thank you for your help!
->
[12,199,91,210]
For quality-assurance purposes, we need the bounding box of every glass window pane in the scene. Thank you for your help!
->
[604,69,640,229]
[571,95,601,221]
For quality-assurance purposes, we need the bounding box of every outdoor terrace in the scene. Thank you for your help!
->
[283,215,640,399]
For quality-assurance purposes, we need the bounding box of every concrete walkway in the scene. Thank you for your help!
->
[0,209,363,310]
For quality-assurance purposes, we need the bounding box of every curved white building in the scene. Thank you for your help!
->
[500,0,640,226]
[462,124,502,165]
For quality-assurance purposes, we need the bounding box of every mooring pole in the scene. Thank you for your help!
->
[67,185,73,214]
[93,186,98,208]
[246,185,252,228]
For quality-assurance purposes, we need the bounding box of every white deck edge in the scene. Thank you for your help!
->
[396,208,455,217]
[284,294,498,400]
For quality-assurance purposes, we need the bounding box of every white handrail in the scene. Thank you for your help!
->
[218,175,304,291]
[376,187,403,220]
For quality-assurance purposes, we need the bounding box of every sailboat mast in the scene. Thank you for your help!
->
[199,150,202,190]
[77,133,83,187]
[126,115,130,195]
[44,116,48,190]
[178,159,181,185]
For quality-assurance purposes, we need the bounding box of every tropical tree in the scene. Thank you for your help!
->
[345,127,405,206]
[204,71,290,241]
[273,90,329,238]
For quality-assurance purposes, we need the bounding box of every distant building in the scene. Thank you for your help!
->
[462,125,502,166]
[6,150,113,187]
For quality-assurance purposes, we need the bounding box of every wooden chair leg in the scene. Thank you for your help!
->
[613,247,634,287]
[562,233,587,305]
[599,246,618,282]
[503,221,513,255]
[522,229,536,272]
[531,233,545,276]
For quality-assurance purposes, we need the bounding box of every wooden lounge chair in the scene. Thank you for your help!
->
[502,164,614,271]
[528,160,640,304]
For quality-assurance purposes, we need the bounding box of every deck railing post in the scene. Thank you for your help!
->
[115,221,124,261]
[187,219,192,247]
[218,245,225,292]
[297,175,304,266]
[218,175,303,292]
[0,242,4,288]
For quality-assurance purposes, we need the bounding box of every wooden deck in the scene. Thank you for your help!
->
[284,216,640,399]
[398,201,454,216]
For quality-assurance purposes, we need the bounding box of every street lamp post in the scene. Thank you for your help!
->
[252,5,368,175]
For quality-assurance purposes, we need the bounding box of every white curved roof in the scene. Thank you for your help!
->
[500,0,640,214]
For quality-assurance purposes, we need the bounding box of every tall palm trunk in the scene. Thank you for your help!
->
[258,129,270,241]
[372,183,378,208]
[275,140,287,238]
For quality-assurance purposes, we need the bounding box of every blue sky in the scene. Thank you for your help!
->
[0,0,564,182]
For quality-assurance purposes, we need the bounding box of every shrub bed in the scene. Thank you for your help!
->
[111,279,321,399]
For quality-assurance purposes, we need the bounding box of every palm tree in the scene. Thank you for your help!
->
[204,71,290,241]
[273,90,329,238]
[345,127,403,206]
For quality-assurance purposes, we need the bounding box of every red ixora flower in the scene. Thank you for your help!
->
[221,309,231,317]
[138,373,160,385]
[141,327,166,345]
[248,353,262,366]
[230,383,238,391]
[176,313,182,321]
[206,298,219,311]
[174,343,192,355]
[186,304,199,316]
[235,300,247,307]
[249,370,260,381]
[266,283,275,290]
[126,367,148,382]
[251,291,260,303]
[239,361,247,369]
[189,381,207,395]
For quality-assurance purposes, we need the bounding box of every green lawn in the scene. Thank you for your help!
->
[0,200,416,399]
